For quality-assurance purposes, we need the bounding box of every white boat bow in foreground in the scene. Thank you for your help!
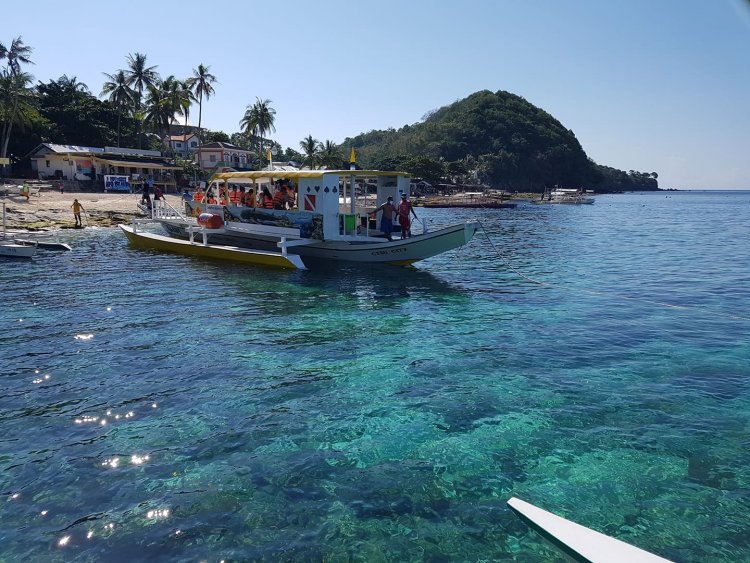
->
[507,497,672,562]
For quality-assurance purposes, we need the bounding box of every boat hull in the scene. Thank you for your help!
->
[0,242,36,258]
[158,219,480,266]
[119,225,305,269]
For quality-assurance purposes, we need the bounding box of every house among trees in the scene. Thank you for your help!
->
[195,141,254,171]
[27,143,181,191]
[167,133,199,158]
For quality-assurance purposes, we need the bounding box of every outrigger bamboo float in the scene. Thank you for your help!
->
[120,222,306,269]
[140,168,480,268]
[507,497,672,562]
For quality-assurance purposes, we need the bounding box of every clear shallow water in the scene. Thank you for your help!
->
[1,191,749,562]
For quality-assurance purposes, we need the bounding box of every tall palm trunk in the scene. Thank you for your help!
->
[116,106,121,147]
[196,90,203,172]
[1,89,21,158]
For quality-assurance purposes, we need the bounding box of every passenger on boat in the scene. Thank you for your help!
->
[229,186,241,205]
[273,185,288,210]
[244,188,255,207]
[285,185,296,209]
[397,193,417,239]
[206,190,217,204]
[371,196,396,241]
[261,187,275,209]
[193,188,204,202]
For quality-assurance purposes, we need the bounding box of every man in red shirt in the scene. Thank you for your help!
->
[397,193,417,238]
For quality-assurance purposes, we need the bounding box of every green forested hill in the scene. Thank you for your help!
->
[343,90,658,192]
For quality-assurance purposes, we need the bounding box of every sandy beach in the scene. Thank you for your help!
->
[1,191,184,230]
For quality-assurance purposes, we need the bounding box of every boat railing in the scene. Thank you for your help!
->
[150,198,188,221]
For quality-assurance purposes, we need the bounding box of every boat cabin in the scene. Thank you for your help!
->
[198,170,411,240]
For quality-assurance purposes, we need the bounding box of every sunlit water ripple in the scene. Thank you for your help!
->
[2,191,749,561]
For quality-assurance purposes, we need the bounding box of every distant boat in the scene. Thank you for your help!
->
[421,191,517,209]
[535,188,595,204]
[507,497,672,562]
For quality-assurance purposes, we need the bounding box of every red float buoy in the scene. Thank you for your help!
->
[197,213,223,229]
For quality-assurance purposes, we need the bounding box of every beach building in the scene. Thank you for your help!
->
[27,143,181,192]
[196,141,254,172]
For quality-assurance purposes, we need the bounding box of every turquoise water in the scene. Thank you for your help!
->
[2,191,749,562]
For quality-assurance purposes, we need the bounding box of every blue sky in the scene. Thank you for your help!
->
[4,0,749,188]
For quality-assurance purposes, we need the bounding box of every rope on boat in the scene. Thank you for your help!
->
[477,222,750,322]
[478,223,547,286]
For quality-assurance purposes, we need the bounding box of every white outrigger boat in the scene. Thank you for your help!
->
[507,497,673,562]
[536,188,595,205]
[143,169,480,268]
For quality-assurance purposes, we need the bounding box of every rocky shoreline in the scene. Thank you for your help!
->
[1,191,183,230]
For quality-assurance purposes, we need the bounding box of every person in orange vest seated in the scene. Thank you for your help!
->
[260,186,275,209]
[229,185,241,205]
[272,184,288,210]
[193,188,204,202]
[206,190,217,204]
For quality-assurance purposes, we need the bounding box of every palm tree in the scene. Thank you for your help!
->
[0,70,34,160]
[143,82,171,139]
[58,74,89,93]
[319,140,341,168]
[0,37,34,165]
[186,64,216,167]
[0,36,34,75]
[101,70,134,147]
[124,52,159,147]
[240,97,275,160]
[299,135,322,169]
[160,75,192,140]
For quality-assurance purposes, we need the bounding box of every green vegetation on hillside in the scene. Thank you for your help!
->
[344,90,657,192]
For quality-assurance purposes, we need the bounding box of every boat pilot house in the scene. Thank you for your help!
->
[27,143,181,192]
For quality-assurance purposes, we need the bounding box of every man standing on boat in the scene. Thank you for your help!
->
[397,193,417,239]
[372,196,397,242]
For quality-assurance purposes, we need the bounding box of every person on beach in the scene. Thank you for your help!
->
[71,199,84,226]
[141,183,151,209]
[22,182,30,202]
[397,193,417,239]
[371,196,397,241]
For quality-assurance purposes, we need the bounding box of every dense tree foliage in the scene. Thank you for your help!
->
[36,76,136,147]
[343,90,657,192]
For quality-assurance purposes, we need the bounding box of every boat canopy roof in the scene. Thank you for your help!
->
[212,170,409,182]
